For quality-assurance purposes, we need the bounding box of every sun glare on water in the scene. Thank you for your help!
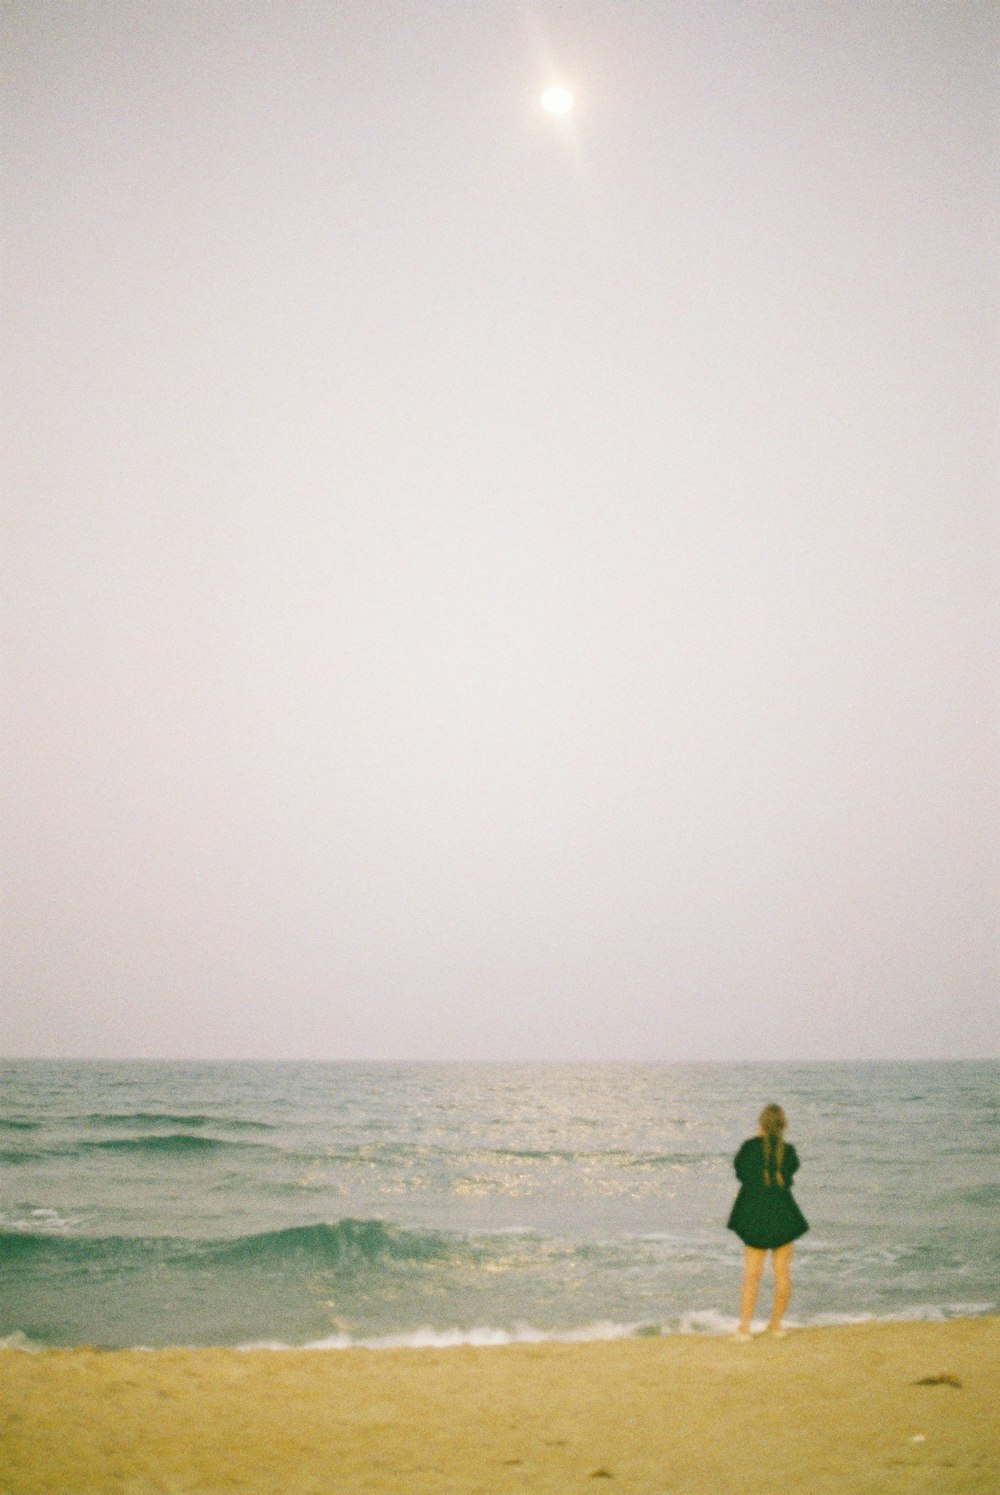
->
[541,85,574,116]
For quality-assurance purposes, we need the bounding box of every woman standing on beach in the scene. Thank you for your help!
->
[727,1104,809,1340]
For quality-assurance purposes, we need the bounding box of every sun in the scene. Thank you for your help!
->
[540,84,574,117]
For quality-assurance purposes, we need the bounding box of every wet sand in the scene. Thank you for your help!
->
[1,1317,997,1493]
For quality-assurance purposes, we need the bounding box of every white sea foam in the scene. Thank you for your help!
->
[0,1331,42,1352]
[882,1301,995,1322]
[5,1207,76,1234]
[234,1301,996,1353]
[677,1309,741,1335]
[239,1320,650,1352]
[7,1307,991,1357]
[467,1225,540,1237]
[775,1303,995,1329]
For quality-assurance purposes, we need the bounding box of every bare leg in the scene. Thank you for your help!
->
[738,1246,765,1335]
[769,1243,793,1332]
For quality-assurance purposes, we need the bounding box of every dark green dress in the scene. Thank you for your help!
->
[726,1137,809,1249]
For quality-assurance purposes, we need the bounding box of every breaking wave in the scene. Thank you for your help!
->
[0,1218,456,1275]
[83,1134,235,1155]
[197,1219,453,1269]
[77,1112,272,1131]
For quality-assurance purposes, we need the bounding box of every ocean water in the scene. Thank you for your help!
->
[1,1060,996,1350]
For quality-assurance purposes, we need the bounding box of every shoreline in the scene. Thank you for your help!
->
[2,1300,994,1355]
[2,1317,997,1493]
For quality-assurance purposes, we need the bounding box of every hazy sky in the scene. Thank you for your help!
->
[3,1,997,1061]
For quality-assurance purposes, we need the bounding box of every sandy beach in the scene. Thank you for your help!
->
[1,1318,997,1494]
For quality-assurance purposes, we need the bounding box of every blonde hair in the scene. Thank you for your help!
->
[758,1104,787,1187]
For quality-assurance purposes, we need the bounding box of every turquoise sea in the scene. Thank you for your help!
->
[1,1061,996,1349]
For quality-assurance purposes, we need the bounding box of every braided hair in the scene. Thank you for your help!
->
[758,1104,787,1188]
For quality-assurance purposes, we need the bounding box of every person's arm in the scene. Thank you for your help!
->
[734,1141,754,1183]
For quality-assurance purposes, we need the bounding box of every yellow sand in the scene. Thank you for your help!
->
[1,1318,997,1494]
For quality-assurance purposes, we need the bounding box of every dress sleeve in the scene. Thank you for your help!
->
[784,1144,799,1182]
[734,1140,754,1183]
